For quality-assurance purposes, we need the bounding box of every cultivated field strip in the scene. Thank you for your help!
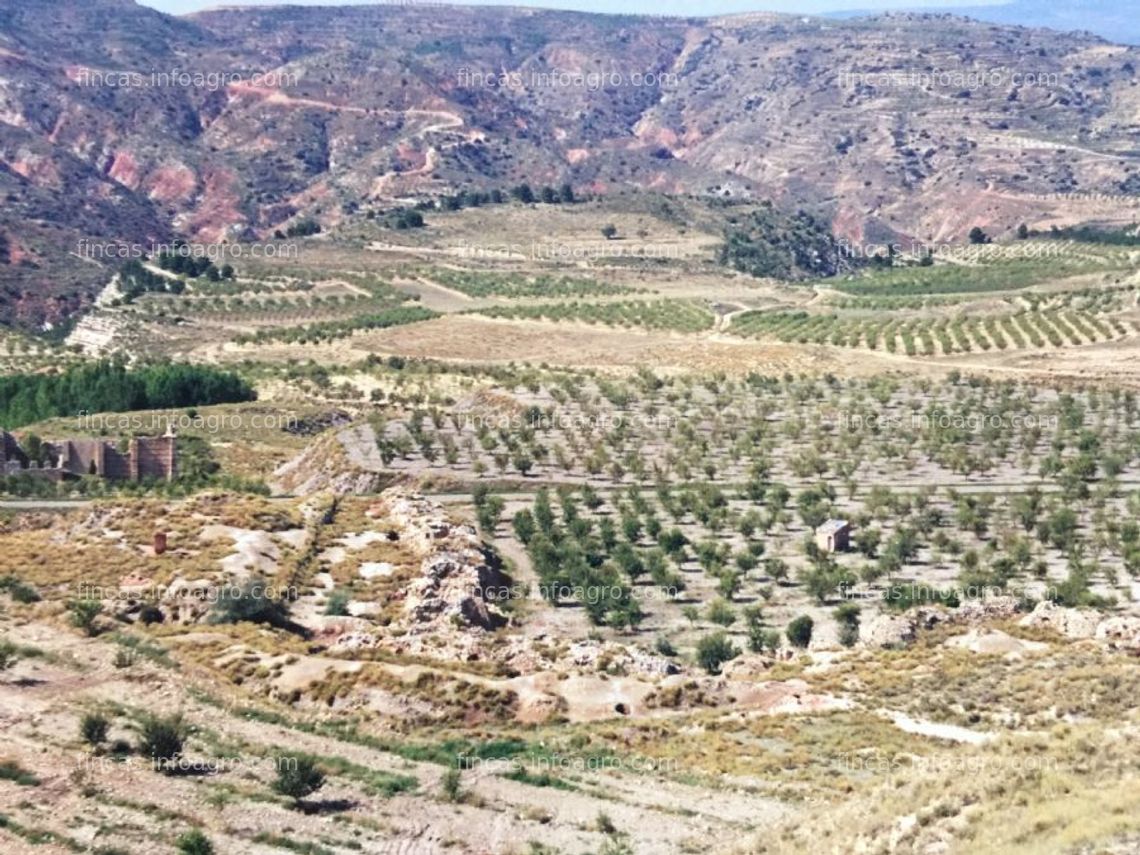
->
[473,299,715,332]
[410,267,635,299]
[727,309,1135,355]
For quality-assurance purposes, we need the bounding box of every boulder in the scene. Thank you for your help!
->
[859,613,916,648]
[954,595,1022,622]
[1094,616,1140,652]
[404,549,509,630]
[1017,601,1098,639]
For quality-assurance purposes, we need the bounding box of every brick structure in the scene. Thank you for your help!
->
[0,429,176,482]
[57,439,121,478]
[130,432,177,481]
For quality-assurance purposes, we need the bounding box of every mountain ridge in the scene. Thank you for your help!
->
[1,0,1138,328]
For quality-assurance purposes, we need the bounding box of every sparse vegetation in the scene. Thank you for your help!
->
[80,712,110,747]
[0,759,41,787]
[138,714,186,768]
[69,599,103,636]
[176,829,215,855]
[273,757,326,806]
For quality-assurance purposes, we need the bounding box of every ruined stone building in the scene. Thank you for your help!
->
[0,429,176,481]
[0,431,29,471]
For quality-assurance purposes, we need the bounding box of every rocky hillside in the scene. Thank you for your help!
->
[2,1,1140,326]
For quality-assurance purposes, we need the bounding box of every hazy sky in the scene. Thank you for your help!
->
[140,0,1009,17]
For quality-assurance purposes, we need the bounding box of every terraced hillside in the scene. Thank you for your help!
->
[3,0,1140,326]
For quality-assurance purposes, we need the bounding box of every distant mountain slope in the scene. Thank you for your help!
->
[829,2,1140,47]
[1,0,1139,328]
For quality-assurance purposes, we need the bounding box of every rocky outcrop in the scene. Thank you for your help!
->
[405,550,509,631]
[954,595,1023,623]
[1018,602,1140,653]
[363,489,511,633]
[859,613,918,648]
[159,577,218,623]
[1095,616,1140,653]
[855,596,1029,650]
[1018,601,1099,639]
[272,423,399,495]
[371,490,473,554]
[562,639,679,677]
[65,311,127,357]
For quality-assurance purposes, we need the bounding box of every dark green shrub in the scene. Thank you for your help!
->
[138,714,186,768]
[324,590,351,617]
[208,577,288,627]
[695,632,740,675]
[70,599,103,636]
[833,603,861,648]
[272,757,325,805]
[81,713,109,746]
[176,829,215,855]
[440,766,462,802]
[786,615,814,649]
